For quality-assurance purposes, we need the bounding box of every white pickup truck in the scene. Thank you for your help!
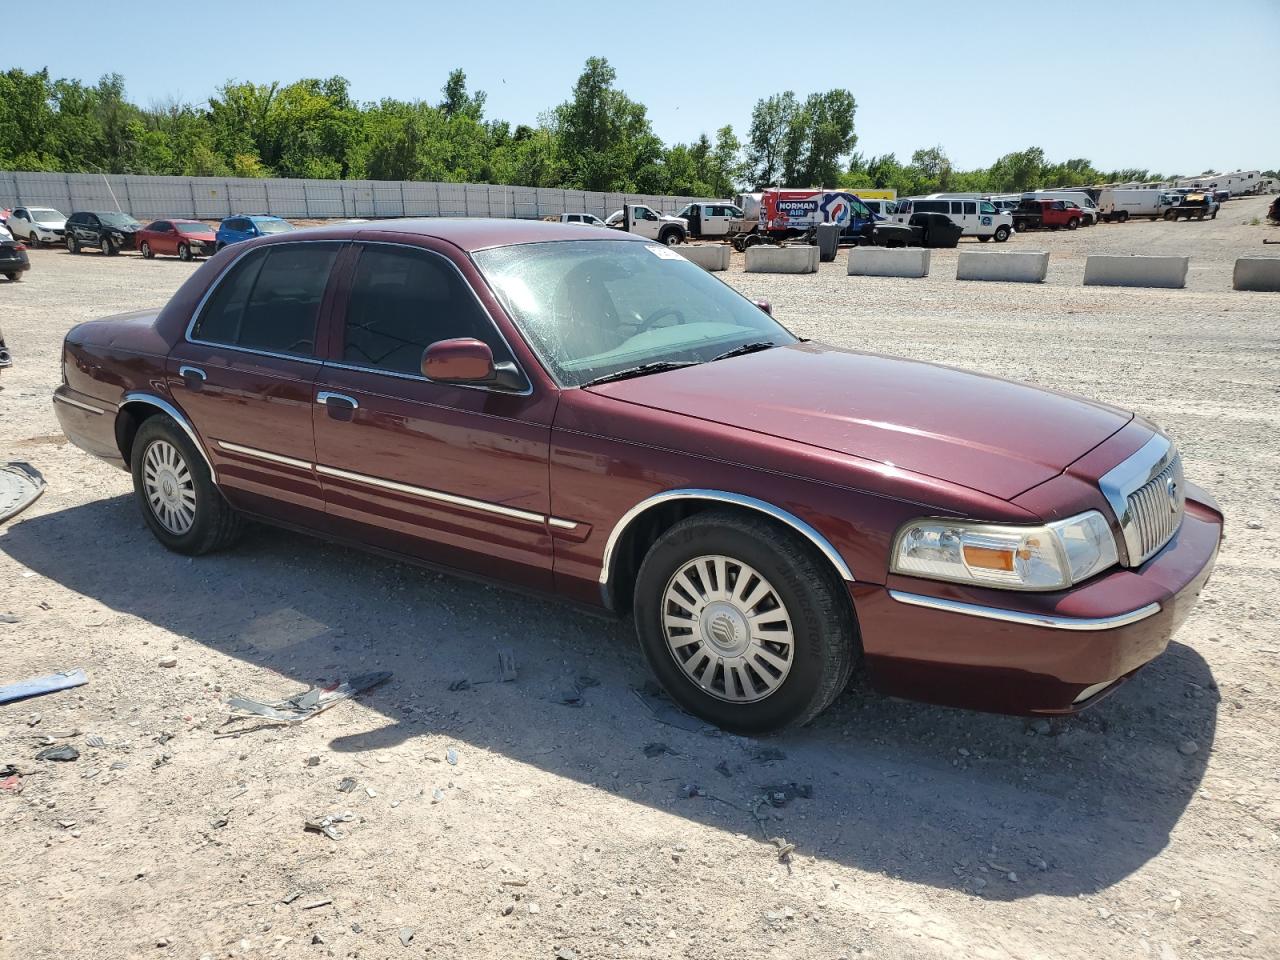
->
[558,213,608,227]
[604,204,688,245]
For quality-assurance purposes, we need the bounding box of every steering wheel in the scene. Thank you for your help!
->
[637,306,685,332]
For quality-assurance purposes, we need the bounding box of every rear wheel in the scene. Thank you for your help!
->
[633,510,857,733]
[977,235,991,243]
[4,272,18,282]
[994,224,1011,242]
[130,417,243,555]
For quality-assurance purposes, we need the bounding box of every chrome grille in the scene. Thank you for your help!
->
[1126,454,1184,563]
[1099,434,1185,567]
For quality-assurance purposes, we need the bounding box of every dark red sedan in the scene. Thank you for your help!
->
[137,219,218,261]
[52,220,1222,732]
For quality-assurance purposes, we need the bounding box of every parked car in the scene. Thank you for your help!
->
[558,213,608,227]
[605,204,687,245]
[137,220,218,261]
[51,220,1223,733]
[1011,199,1082,232]
[215,214,295,250]
[892,197,1013,241]
[65,211,143,255]
[7,206,67,246]
[0,226,30,281]
[1024,191,1101,225]
[675,202,746,239]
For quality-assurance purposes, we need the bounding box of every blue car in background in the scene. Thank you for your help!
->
[215,214,295,250]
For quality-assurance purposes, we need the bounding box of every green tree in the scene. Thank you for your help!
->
[554,57,662,192]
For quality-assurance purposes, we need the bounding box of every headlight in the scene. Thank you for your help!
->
[891,511,1118,591]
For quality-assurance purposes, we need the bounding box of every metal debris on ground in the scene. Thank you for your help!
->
[0,461,45,523]
[0,668,89,705]
[85,735,105,749]
[300,899,332,910]
[35,744,79,762]
[760,782,813,806]
[632,682,708,734]
[498,649,518,682]
[772,836,796,862]
[337,777,358,793]
[304,811,355,841]
[281,891,302,905]
[557,675,600,707]
[218,671,391,735]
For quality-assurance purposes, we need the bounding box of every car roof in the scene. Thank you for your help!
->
[335,217,651,252]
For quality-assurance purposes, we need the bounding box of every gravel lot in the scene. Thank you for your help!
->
[2,196,1278,960]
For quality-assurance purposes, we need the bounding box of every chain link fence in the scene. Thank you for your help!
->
[1,171,716,222]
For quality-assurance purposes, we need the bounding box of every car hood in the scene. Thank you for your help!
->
[585,342,1132,500]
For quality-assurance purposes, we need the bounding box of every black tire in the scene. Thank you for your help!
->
[130,417,243,556]
[659,228,684,246]
[66,235,80,254]
[4,272,17,282]
[977,235,991,243]
[1119,211,1130,223]
[140,240,153,259]
[994,224,1011,242]
[26,232,40,248]
[1066,218,1079,231]
[633,509,857,733]
[1211,209,1217,219]
[102,235,118,256]
[178,243,193,262]
[1164,209,1176,221]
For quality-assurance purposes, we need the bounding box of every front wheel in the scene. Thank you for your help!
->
[633,510,857,733]
[993,224,1011,242]
[102,236,118,256]
[1164,209,1177,221]
[130,417,243,555]
[140,241,153,259]
[4,272,18,282]
[660,229,684,246]
[178,243,193,262]
[1066,218,1079,230]
[66,235,80,254]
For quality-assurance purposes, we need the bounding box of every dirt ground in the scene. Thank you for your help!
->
[1,196,1278,960]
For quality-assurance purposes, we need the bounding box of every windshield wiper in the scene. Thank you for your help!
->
[580,360,699,387]
[708,341,779,363]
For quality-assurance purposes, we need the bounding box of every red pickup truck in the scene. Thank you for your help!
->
[1011,199,1081,232]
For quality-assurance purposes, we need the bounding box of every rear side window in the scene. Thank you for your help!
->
[963,201,977,214]
[916,200,948,214]
[191,243,339,358]
[341,245,511,376]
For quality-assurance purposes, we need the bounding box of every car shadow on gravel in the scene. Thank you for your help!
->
[2,495,1218,901]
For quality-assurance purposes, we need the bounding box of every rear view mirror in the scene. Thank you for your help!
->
[754,299,773,316]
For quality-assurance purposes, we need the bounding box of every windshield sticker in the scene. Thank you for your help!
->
[646,244,684,260]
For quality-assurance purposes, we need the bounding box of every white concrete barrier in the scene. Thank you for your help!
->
[956,250,1049,283]
[1083,255,1189,289]
[745,244,819,274]
[1232,258,1280,292]
[677,244,730,272]
[847,247,930,278]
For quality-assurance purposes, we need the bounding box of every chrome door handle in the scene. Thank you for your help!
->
[179,365,206,390]
[316,391,359,410]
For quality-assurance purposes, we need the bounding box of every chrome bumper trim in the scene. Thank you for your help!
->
[888,590,1161,632]
[53,393,108,415]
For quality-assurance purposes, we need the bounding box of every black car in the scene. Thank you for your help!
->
[1,234,30,280]
[65,211,142,255]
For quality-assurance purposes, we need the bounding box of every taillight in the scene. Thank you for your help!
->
[15,243,26,251]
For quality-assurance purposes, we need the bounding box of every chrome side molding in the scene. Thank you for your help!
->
[53,393,107,415]
[888,590,1161,632]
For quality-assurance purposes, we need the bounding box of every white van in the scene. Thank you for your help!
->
[862,198,897,218]
[892,197,1013,242]
[1095,189,1168,222]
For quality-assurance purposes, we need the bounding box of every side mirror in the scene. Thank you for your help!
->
[422,338,525,392]
[754,299,773,316]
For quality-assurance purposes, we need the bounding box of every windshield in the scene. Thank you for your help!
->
[31,208,62,222]
[176,222,212,234]
[100,212,141,228]
[473,239,796,387]
[255,219,294,234]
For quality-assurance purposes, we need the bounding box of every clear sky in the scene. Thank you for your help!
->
[10,0,1278,175]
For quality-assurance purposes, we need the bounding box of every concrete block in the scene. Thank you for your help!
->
[1083,255,1189,289]
[1232,257,1280,292]
[677,244,730,272]
[956,250,1049,283]
[846,247,930,278]
[744,244,819,274]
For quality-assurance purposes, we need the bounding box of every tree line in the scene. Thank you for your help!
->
[1,60,1264,200]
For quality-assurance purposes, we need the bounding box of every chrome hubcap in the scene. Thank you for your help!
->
[143,440,196,534]
[662,555,795,703]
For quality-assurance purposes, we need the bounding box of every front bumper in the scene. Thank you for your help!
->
[853,491,1222,715]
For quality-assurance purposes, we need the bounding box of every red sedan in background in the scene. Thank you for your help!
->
[137,219,218,261]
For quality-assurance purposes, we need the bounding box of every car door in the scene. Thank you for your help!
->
[311,239,557,590]
[149,221,172,255]
[11,209,29,238]
[166,240,344,528]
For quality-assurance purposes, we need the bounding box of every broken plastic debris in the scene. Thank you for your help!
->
[35,744,80,762]
[220,672,391,733]
[304,811,355,841]
[0,668,89,705]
